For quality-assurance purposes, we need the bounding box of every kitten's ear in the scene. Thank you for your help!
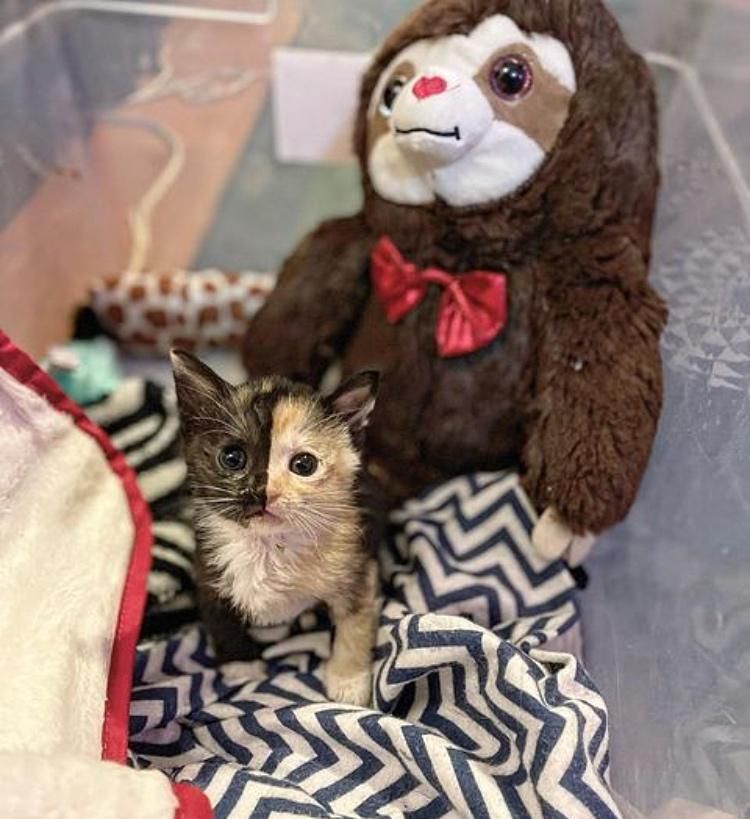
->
[170,349,231,427]
[329,371,379,433]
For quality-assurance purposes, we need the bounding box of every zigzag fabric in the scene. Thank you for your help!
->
[92,379,620,818]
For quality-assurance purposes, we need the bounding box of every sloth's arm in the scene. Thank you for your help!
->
[242,216,373,385]
[523,240,666,535]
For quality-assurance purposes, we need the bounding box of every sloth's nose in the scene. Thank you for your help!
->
[412,75,448,100]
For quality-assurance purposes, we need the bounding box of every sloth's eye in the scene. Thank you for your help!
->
[380,75,408,116]
[490,55,533,100]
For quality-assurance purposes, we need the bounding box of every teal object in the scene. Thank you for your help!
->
[47,338,122,406]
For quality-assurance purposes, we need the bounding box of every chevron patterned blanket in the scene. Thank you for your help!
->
[90,378,620,819]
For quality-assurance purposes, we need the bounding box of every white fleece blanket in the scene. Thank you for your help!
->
[0,368,132,755]
[0,335,208,819]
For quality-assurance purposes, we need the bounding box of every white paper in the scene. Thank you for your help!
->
[272,47,371,165]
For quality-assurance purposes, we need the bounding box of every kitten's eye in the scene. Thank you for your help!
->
[289,452,318,477]
[379,74,407,117]
[489,55,533,100]
[218,445,247,472]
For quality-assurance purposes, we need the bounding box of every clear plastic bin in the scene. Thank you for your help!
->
[0,1,748,816]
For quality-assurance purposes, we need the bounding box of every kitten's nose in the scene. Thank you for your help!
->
[245,487,267,517]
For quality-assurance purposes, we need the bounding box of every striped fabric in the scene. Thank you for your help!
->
[90,379,620,819]
[90,379,198,638]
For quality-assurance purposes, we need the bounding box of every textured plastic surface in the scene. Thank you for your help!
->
[586,3,750,814]
[1,1,748,816]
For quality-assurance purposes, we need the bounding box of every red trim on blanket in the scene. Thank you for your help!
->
[0,331,212,819]
[0,331,149,762]
[173,783,214,819]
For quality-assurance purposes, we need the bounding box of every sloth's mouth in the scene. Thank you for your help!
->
[395,126,461,141]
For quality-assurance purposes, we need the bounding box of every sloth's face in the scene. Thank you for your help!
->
[366,14,576,208]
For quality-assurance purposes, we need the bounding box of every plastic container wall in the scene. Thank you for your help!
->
[0,1,748,815]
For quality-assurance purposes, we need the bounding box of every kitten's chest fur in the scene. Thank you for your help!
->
[197,515,349,627]
[198,518,316,626]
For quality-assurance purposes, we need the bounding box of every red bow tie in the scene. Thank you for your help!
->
[371,236,508,358]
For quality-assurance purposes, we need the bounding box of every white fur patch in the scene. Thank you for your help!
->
[368,137,436,205]
[202,515,318,627]
[367,13,576,207]
[433,121,546,206]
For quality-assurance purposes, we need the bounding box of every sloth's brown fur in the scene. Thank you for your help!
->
[243,0,666,536]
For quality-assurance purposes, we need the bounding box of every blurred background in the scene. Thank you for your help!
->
[0,1,748,815]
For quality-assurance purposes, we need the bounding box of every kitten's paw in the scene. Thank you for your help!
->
[532,508,595,567]
[324,665,372,707]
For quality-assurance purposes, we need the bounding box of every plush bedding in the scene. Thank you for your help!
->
[88,379,620,819]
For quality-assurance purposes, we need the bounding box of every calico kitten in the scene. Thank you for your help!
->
[170,350,380,707]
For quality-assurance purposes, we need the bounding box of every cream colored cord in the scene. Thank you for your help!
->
[101,115,186,273]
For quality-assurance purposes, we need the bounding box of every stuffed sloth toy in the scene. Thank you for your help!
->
[243,0,667,563]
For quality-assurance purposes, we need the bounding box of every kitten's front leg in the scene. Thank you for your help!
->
[199,587,262,665]
[325,561,379,707]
